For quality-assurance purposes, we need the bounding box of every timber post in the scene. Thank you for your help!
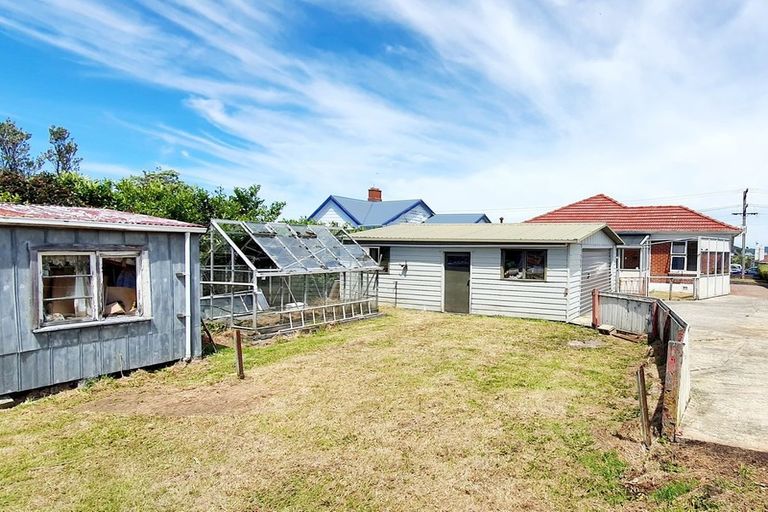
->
[234,330,245,379]
[591,288,600,328]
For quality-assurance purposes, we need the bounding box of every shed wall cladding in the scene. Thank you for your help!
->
[579,249,613,314]
[470,247,569,321]
[0,226,201,394]
[377,245,572,321]
[378,246,443,311]
[566,244,583,321]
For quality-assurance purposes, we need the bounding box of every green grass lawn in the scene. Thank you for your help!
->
[0,308,765,511]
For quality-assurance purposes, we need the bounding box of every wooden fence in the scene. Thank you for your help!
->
[592,290,691,439]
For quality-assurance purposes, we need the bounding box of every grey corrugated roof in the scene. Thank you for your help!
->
[353,222,623,244]
[425,213,491,224]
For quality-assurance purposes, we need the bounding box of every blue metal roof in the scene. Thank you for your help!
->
[425,213,491,224]
[309,195,435,227]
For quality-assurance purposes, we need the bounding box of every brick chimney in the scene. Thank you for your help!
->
[368,187,382,202]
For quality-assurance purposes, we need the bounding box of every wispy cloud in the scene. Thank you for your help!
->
[1,0,767,239]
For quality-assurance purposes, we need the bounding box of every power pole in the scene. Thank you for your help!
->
[732,188,758,279]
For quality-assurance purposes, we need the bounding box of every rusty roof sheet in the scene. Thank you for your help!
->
[526,194,741,234]
[0,203,205,232]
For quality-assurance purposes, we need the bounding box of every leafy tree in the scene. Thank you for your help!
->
[0,120,286,226]
[44,126,82,174]
[0,118,41,175]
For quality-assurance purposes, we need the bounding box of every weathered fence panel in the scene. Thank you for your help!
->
[598,292,654,334]
[594,292,691,440]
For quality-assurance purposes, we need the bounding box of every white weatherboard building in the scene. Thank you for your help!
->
[354,223,622,322]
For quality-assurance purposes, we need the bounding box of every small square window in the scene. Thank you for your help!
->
[671,255,686,271]
[501,249,546,280]
[620,248,641,270]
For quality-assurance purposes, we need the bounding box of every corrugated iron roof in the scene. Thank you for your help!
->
[424,213,491,224]
[527,194,741,234]
[353,222,622,244]
[0,203,205,232]
[309,195,434,227]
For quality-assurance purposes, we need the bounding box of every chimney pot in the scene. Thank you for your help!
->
[368,187,382,202]
[499,217,504,224]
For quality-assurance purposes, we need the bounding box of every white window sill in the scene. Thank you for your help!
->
[668,271,697,275]
[34,316,152,334]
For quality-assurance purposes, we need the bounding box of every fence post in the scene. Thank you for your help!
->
[662,340,684,439]
[636,365,652,448]
[591,288,600,328]
[234,330,245,379]
[650,302,658,341]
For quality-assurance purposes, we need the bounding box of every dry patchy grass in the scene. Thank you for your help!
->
[0,308,765,511]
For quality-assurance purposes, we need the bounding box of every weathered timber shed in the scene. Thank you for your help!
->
[0,204,206,395]
[353,223,623,322]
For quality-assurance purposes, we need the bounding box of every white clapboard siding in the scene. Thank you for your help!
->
[314,203,354,226]
[378,246,443,311]
[566,244,582,321]
[470,247,569,321]
[580,249,612,314]
[581,230,616,248]
[390,204,432,225]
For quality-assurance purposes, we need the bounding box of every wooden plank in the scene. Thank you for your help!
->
[662,340,685,439]
[234,330,245,379]
[0,354,19,394]
[637,365,652,448]
[0,228,19,356]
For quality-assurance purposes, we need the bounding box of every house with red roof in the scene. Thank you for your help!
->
[527,194,741,299]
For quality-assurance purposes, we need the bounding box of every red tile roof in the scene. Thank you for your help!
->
[0,203,205,232]
[527,194,741,234]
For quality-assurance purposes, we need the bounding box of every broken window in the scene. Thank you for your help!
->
[38,250,148,328]
[368,246,390,273]
[41,254,96,324]
[100,253,141,317]
[501,249,546,281]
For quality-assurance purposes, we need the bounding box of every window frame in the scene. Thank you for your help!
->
[500,249,547,281]
[619,247,641,270]
[368,246,390,273]
[34,246,151,331]
[669,241,698,274]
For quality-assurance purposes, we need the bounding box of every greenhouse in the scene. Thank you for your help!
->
[201,220,380,337]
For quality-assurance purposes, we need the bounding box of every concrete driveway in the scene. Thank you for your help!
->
[670,284,768,452]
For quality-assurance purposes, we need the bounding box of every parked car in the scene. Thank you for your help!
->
[730,263,742,274]
[745,266,760,277]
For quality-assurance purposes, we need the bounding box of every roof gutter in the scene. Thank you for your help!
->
[0,217,207,233]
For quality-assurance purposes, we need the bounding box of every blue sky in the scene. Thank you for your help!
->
[1,1,768,246]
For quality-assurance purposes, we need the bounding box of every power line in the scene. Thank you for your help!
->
[732,188,759,278]
[438,189,748,215]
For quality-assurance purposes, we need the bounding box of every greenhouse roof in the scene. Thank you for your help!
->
[209,220,379,275]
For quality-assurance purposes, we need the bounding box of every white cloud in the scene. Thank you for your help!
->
[1,0,767,241]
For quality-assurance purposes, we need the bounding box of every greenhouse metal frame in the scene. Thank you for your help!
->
[201,220,380,338]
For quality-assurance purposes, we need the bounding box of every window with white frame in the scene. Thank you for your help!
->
[39,250,148,327]
[669,241,698,273]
